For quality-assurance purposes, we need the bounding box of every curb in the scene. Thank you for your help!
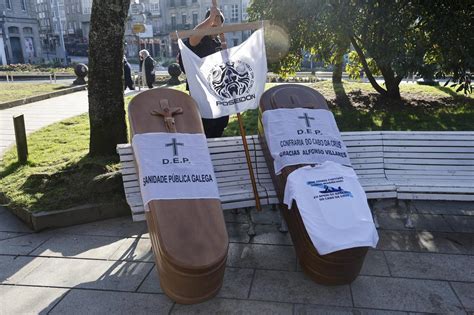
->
[0,85,87,110]
[7,201,130,232]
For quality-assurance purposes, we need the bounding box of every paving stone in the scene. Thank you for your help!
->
[377,230,474,255]
[0,255,39,284]
[227,243,296,271]
[0,208,32,233]
[0,285,68,314]
[57,217,147,237]
[294,304,408,314]
[108,237,154,262]
[413,201,474,216]
[217,267,255,299]
[384,251,474,282]
[351,276,464,313]
[226,222,251,243]
[251,224,293,246]
[377,213,453,232]
[29,234,127,260]
[138,266,254,299]
[137,266,162,293]
[251,207,282,224]
[0,231,55,255]
[223,209,249,223]
[372,198,398,211]
[445,216,474,233]
[7,256,154,291]
[450,282,474,311]
[359,250,391,276]
[376,213,410,230]
[49,288,173,314]
[0,231,28,241]
[250,270,352,306]
[172,297,293,314]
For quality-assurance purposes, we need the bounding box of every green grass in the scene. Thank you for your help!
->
[225,81,474,135]
[0,83,70,103]
[0,114,123,213]
[1,81,472,213]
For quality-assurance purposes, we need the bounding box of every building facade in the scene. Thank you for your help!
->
[34,0,68,63]
[0,0,251,65]
[0,0,42,64]
[125,0,250,60]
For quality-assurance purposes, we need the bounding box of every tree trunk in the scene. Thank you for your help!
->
[349,35,387,96]
[379,66,402,100]
[332,49,344,84]
[88,0,130,156]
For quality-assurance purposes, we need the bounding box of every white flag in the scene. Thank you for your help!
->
[178,28,267,119]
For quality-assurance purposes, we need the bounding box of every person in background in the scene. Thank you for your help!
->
[178,7,228,138]
[139,49,156,89]
[123,55,135,91]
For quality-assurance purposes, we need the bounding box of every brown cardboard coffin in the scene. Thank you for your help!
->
[129,88,228,303]
[258,84,368,285]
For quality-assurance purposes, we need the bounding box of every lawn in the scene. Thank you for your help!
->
[0,81,472,214]
[0,83,71,103]
[224,81,474,136]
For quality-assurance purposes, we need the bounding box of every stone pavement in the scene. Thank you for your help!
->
[0,200,472,314]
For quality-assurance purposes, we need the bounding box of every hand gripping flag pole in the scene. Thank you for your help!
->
[171,0,266,211]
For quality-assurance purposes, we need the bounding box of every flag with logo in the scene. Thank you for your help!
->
[178,28,267,119]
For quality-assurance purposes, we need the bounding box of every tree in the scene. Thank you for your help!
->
[419,1,474,94]
[250,0,473,100]
[88,0,130,156]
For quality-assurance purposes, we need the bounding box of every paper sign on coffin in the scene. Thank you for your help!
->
[178,28,267,119]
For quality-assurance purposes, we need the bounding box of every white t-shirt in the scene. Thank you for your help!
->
[283,161,378,255]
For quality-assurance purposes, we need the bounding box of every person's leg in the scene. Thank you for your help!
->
[202,116,229,138]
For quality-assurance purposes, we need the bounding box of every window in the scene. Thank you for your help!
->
[233,38,238,46]
[8,27,20,34]
[171,16,176,29]
[180,0,186,6]
[181,14,186,26]
[23,27,33,35]
[21,0,27,10]
[170,0,175,7]
[150,2,160,14]
[6,0,12,9]
[231,4,238,22]
[192,12,198,26]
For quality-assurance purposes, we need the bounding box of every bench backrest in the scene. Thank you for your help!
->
[382,131,474,180]
[117,132,386,220]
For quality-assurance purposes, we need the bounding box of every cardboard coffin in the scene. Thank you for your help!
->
[258,84,368,285]
[129,88,228,303]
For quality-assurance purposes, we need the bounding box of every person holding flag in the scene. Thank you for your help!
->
[178,6,229,138]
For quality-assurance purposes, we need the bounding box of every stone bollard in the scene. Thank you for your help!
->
[167,63,181,86]
[73,63,88,85]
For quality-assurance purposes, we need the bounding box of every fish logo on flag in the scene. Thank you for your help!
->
[178,28,267,119]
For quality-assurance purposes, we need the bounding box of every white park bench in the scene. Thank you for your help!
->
[382,131,474,227]
[117,131,395,224]
[118,131,474,231]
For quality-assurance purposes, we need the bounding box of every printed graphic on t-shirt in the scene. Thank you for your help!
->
[307,176,354,200]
